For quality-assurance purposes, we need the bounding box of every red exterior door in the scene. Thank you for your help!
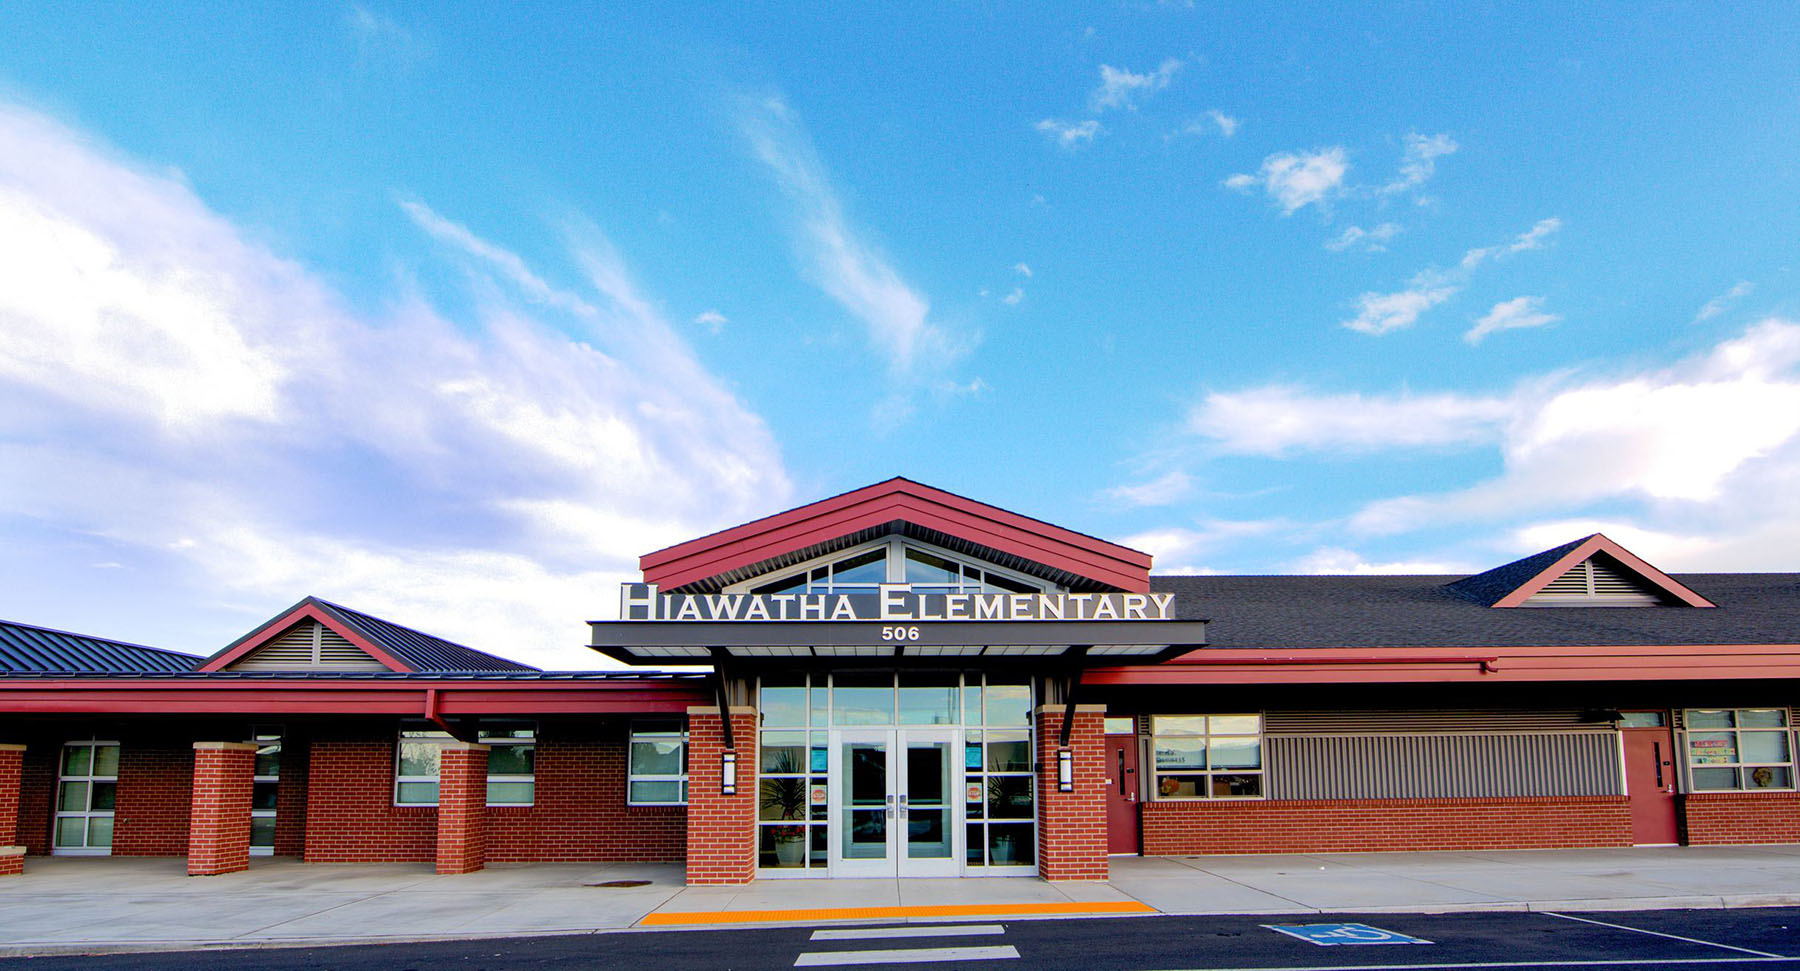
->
[1106,732,1141,854]
[1623,722,1680,845]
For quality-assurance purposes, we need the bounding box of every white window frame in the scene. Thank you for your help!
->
[54,739,119,856]
[393,721,538,807]
[627,719,689,806]
[249,725,282,856]
[1149,714,1266,801]
[482,722,537,807]
[1681,708,1795,792]
[728,536,1056,596]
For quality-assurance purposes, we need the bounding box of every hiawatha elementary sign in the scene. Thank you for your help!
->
[619,583,1177,622]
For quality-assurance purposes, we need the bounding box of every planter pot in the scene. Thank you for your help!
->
[774,836,806,866]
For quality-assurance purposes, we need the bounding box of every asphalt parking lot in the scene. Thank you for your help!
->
[5,907,1800,970]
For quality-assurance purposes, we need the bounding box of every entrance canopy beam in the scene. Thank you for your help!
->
[588,619,1206,666]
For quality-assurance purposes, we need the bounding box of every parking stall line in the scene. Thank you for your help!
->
[1539,912,1788,958]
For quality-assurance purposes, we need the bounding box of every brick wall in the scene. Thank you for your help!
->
[187,742,257,876]
[435,742,488,875]
[1036,706,1108,881]
[273,733,309,857]
[303,720,687,865]
[0,745,21,876]
[1683,792,1800,845]
[1141,796,1635,855]
[113,741,192,857]
[684,706,758,885]
[16,740,57,857]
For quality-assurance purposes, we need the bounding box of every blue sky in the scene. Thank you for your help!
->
[3,3,1800,667]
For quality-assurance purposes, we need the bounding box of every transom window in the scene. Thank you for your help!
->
[1684,708,1793,791]
[1150,714,1264,800]
[744,538,1047,596]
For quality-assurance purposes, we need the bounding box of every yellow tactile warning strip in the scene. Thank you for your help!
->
[640,900,1157,926]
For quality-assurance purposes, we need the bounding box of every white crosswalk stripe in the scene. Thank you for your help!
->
[811,924,1007,941]
[795,923,1020,966]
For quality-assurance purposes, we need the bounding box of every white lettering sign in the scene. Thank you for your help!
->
[619,583,1175,622]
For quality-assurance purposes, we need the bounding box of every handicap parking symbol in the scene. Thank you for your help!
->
[1263,923,1434,946]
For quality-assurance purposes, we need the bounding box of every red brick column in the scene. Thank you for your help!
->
[0,744,24,876]
[1036,705,1107,881]
[684,705,758,885]
[435,741,489,875]
[187,742,258,876]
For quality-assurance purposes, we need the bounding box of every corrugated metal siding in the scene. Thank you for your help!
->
[1267,709,1609,734]
[1269,732,1623,799]
[0,621,199,673]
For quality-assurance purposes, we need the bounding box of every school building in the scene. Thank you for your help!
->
[2,477,1797,884]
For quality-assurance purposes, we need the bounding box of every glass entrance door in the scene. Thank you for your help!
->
[829,727,963,876]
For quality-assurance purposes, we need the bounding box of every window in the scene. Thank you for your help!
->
[1151,714,1264,799]
[628,720,688,805]
[54,740,118,855]
[1684,709,1793,791]
[744,538,1045,596]
[250,726,281,855]
[394,721,537,806]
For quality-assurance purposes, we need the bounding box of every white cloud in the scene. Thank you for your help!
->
[1465,296,1561,344]
[1188,385,1514,456]
[1104,470,1193,508]
[0,100,790,668]
[1694,280,1754,323]
[1325,222,1403,253]
[1224,147,1348,216]
[347,5,423,64]
[1036,118,1101,149]
[1013,262,1032,278]
[1342,218,1561,335]
[1170,110,1240,141]
[1001,287,1024,306]
[694,309,728,333]
[1206,109,1239,137]
[1342,285,1459,335]
[1346,320,1800,535]
[739,96,963,383]
[1380,132,1457,194]
[1089,59,1183,112]
[1121,519,1285,574]
[1291,546,1472,575]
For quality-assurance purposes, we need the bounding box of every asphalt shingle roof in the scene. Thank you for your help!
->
[1152,572,1800,650]
[0,620,201,674]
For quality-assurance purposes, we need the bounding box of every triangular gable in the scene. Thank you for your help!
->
[1450,534,1715,608]
[199,598,413,673]
[641,477,1154,593]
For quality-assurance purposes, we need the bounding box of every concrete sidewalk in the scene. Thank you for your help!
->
[1,845,1798,954]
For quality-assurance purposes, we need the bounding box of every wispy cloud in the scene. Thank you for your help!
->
[1465,295,1560,344]
[1291,546,1472,575]
[1205,109,1239,137]
[1001,287,1024,306]
[1325,222,1403,253]
[1343,218,1561,335]
[1224,147,1348,216]
[1089,59,1183,112]
[0,99,789,666]
[1013,262,1032,278]
[1380,132,1457,195]
[1188,385,1514,456]
[1035,118,1101,149]
[694,309,728,333]
[739,95,963,384]
[347,5,423,64]
[1104,470,1193,508]
[1694,280,1754,323]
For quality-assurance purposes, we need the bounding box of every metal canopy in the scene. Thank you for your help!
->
[587,619,1208,666]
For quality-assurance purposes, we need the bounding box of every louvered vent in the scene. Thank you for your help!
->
[229,621,389,671]
[1525,555,1665,607]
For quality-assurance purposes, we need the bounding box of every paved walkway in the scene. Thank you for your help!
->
[1,845,1798,954]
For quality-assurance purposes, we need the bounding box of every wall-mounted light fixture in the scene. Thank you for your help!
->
[721,751,738,796]
[1057,748,1074,792]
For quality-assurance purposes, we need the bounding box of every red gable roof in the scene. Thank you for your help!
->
[641,477,1154,593]
[1484,533,1717,608]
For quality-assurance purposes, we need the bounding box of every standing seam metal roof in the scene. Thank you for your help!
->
[310,599,538,672]
[0,620,201,674]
